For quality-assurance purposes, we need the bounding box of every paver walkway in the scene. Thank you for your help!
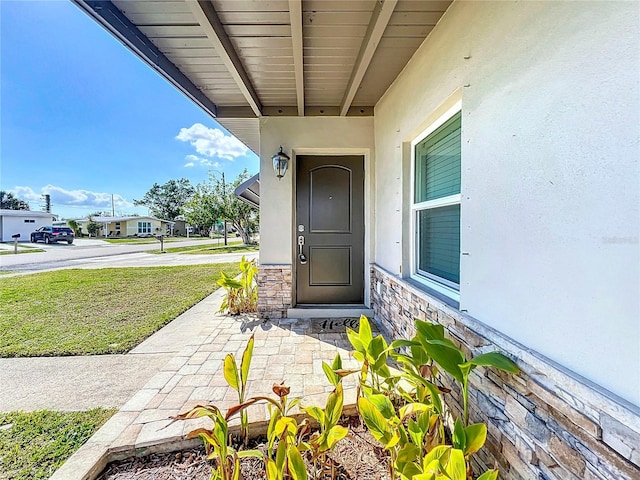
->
[50,289,361,480]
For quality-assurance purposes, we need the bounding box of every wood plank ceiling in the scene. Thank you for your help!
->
[73,0,452,152]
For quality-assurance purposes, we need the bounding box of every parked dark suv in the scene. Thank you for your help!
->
[30,226,75,245]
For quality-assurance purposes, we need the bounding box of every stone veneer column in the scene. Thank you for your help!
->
[257,265,292,319]
[370,265,639,480]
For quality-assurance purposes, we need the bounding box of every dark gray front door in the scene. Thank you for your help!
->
[296,155,364,304]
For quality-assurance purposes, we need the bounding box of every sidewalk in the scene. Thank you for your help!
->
[49,289,360,480]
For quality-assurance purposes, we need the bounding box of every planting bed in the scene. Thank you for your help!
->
[97,418,389,480]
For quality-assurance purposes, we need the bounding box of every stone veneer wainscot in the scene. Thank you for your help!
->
[371,265,639,480]
[257,265,292,319]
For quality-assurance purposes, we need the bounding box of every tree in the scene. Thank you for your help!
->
[86,218,100,237]
[67,219,81,237]
[184,183,218,235]
[0,191,30,210]
[192,169,258,245]
[133,178,195,221]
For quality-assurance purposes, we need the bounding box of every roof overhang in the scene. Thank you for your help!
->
[234,173,260,208]
[72,0,453,155]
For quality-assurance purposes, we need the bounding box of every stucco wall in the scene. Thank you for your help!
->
[259,116,375,288]
[374,0,639,406]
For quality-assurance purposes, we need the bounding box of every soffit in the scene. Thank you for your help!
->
[74,0,453,154]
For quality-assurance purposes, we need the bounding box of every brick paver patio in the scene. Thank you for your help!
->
[51,291,361,480]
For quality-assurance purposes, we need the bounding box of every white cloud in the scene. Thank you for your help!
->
[11,185,133,210]
[183,154,221,169]
[176,123,247,160]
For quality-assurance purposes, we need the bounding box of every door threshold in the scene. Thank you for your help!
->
[288,305,374,319]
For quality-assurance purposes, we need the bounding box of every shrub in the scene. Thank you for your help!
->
[217,256,258,314]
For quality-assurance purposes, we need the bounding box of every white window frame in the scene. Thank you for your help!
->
[137,221,152,234]
[410,101,462,302]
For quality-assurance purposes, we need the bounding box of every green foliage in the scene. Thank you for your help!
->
[173,404,262,480]
[134,178,195,221]
[185,169,259,245]
[175,317,519,480]
[0,191,30,210]
[346,315,397,397]
[86,218,100,237]
[302,382,349,477]
[66,219,81,236]
[217,256,258,314]
[223,335,255,444]
[0,408,115,480]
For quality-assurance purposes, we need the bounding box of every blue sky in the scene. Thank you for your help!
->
[0,0,258,219]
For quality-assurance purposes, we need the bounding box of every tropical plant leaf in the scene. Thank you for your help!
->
[266,458,279,480]
[359,315,373,347]
[476,469,499,480]
[366,393,395,420]
[331,353,343,370]
[303,405,324,424]
[224,354,240,391]
[358,397,399,448]
[287,446,308,480]
[237,449,264,459]
[452,418,466,451]
[467,351,520,373]
[423,445,451,470]
[464,423,487,455]
[322,361,340,386]
[445,448,467,480]
[325,383,344,427]
[326,425,349,449]
[240,334,255,386]
[347,328,366,354]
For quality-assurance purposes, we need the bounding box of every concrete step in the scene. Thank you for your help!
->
[287,306,374,319]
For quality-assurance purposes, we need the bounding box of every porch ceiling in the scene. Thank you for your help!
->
[73,0,452,153]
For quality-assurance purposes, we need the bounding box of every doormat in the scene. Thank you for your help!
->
[308,317,378,334]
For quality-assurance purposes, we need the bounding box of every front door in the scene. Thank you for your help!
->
[295,155,364,304]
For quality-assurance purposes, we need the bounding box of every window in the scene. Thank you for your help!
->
[137,221,152,234]
[411,106,462,300]
[23,219,35,223]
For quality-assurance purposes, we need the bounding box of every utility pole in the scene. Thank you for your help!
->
[111,194,115,216]
[222,172,228,246]
[42,194,51,213]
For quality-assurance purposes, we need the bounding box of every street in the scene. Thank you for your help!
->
[0,238,258,274]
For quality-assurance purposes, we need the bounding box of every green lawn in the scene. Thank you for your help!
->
[0,264,239,357]
[102,236,217,244]
[0,409,116,480]
[147,240,251,254]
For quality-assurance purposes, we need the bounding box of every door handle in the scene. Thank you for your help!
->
[298,235,307,264]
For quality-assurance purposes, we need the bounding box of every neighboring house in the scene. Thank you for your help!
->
[73,216,170,237]
[0,209,55,242]
[75,1,639,479]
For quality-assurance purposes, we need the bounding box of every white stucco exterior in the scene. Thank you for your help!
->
[374,1,639,405]
[0,209,55,242]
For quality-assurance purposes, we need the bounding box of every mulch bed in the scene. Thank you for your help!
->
[97,417,389,480]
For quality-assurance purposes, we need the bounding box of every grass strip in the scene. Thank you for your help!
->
[0,263,239,357]
[103,236,217,244]
[147,240,249,254]
[0,249,45,255]
[0,409,116,480]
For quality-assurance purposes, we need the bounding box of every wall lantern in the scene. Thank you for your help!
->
[272,146,290,180]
